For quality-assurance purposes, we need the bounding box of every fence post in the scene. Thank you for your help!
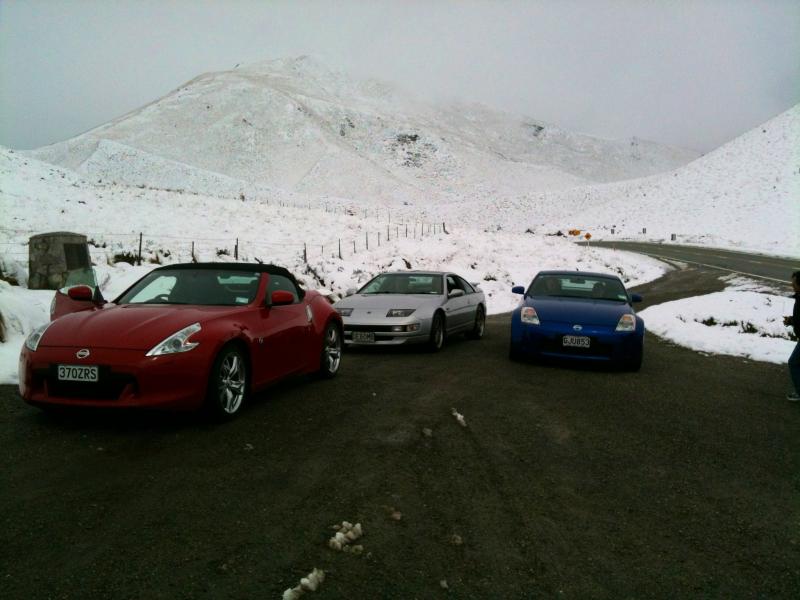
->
[387,224,390,241]
[191,241,195,262]
[405,224,408,238]
[303,243,307,263]
[442,222,447,234]
[338,239,342,259]
[234,238,238,260]
[378,232,381,247]
[353,239,356,253]
[137,232,143,265]
[366,232,369,250]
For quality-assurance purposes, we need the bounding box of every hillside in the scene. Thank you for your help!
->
[449,104,800,257]
[27,57,697,205]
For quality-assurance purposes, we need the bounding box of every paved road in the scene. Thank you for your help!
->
[585,241,798,283]
[1,266,798,599]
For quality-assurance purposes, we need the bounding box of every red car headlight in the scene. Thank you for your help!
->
[146,323,202,357]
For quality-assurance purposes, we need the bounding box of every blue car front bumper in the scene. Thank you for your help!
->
[510,315,643,364]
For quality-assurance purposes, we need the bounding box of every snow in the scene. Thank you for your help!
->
[1,57,795,384]
[27,56,697,205]
[451,104,800,257]
[0,282,53,384]
[639,278,797,364]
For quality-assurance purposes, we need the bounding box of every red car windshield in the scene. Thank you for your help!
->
[117,269,261,306]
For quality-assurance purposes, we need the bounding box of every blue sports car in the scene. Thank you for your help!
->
[509,271,644,370]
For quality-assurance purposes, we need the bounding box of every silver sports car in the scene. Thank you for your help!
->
[333,271,486,351]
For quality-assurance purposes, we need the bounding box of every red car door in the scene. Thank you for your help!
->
[251,274,310,386]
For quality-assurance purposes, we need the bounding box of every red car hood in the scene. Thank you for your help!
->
[40,304,246,351]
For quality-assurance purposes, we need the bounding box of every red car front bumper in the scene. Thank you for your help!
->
[18,344,216,411]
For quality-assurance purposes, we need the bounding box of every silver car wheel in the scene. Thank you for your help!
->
[322,324,342,375]
[472,306,485,339]
[429,313,445,351]
[218,352,245,414]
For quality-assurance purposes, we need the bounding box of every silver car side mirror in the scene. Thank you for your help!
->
[448,289,465,298]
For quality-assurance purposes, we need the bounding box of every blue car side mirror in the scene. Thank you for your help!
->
[512,286,525,295]
[630,293,643,303]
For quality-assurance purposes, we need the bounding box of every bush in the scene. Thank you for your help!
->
[113,252,137,265]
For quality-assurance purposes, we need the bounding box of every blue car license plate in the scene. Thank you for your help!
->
[562,335,590,348]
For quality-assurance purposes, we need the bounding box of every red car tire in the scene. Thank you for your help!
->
[206,344,249,420]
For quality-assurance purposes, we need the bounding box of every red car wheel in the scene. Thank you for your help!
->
[207,345,248,419]
[319,323,342,378]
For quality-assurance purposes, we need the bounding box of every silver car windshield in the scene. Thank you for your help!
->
[529,274,628,301]
[358,274,443,295]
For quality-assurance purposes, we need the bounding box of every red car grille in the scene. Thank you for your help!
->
[40,366,137,401]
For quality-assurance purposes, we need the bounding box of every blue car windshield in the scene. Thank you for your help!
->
[529,275,628,302]
[358,273,443,295]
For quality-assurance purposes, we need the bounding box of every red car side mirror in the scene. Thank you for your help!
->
[270,290,295,306]
[67,285,94,301]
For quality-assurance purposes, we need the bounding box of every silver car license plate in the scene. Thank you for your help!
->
[57,365,99,382]
[562,335,590,348]
[352,331,375,343]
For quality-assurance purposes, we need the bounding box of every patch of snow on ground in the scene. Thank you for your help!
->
[639,278,796,365]
[0,282,54,384]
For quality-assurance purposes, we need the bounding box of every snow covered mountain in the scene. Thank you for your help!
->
[456,103,799,256]
[28,56,698,205]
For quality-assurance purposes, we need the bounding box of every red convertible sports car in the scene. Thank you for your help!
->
[18,263,343,419]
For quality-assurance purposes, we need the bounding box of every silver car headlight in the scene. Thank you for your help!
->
[386,309,415,317]
[336,307,353,317]
[146,323,202,357]
[615,314,636,332]
[25,322,53,352]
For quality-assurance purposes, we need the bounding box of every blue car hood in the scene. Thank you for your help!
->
[526,297,632,327]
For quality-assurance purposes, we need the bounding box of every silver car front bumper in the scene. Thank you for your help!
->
[342,316,431,346]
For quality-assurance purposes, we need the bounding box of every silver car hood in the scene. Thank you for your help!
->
[335,294,444,311]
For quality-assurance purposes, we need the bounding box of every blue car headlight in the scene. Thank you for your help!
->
[520,306,540,325]
[615,314,636,332]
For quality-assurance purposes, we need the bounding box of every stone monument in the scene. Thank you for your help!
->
[28,232,91,290]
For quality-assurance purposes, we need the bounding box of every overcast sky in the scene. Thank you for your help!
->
[1,0,798,152]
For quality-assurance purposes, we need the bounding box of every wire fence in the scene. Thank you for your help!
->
[0,221,451,269]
